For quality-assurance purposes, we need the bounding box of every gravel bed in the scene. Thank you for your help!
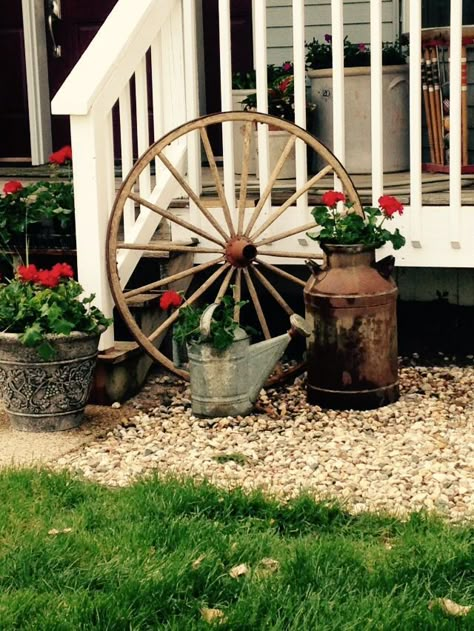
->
[53,360,474,521]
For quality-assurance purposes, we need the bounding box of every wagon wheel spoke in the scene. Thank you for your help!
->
[243,267,271,340]
[123,256,226,301]
[200,127,235,236]
[255,259,307,288]
[255,222,317,248]
[237,121,253,234]
[244,134,297,237]
[157,152,229,240]
[257,248,323,260]
[249,165,333,241]
[215,266,235,302]
[107,111,362,384]
[128,192,225,247]
[233,269,242,322]
[117,242,223,255]
[251,265,294,316]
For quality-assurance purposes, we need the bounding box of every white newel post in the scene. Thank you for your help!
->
[70,113,116,351]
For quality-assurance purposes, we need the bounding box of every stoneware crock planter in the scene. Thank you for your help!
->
[0,330,101,431]
[304,244,399,410]
[255,127,296,180]
[308,65,409,173]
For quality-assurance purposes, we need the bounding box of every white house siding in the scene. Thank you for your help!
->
[266,0,398,65]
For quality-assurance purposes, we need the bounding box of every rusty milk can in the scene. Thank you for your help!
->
[304,244,399,410]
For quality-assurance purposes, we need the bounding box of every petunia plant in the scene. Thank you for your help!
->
[308,191,406,250]
[306,33,408,70]
[0,263,111,359]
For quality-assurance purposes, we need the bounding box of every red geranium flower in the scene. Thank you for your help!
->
[49,145,73,165]
[17,264,39,283]
[37,269,60,288]
[51,262,74,279]
[160,290,183,310]
[378,195,404,218]
[3,180,23,195]
[322,190,346,208]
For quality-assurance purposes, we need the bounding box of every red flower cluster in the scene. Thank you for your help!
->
[3,180,23,195]
[49,145,73,165]
[159,290,183,310]
[322,190,346,208]
[378,195,404,218]
[17,262,74,288]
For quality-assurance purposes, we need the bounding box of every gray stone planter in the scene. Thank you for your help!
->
[0,330,101,432]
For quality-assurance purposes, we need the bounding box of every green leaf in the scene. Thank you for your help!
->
[37,340,56,360]
[20,324,43,348]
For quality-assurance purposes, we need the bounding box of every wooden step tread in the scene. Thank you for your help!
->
[98,340,140,363]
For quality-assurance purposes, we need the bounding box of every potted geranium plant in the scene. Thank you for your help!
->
[306,34,409,173]
[0,146,75,251]
[304,191,405,410]
[0,262,111,431]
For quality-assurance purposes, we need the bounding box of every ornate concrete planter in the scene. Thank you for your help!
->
[0,330,101,431]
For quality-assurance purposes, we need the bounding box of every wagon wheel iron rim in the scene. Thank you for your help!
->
[106,111,362,384]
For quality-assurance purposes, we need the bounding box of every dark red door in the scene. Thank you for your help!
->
[0,4,30,160]
[46,0,119,149]
[0,1,117,162]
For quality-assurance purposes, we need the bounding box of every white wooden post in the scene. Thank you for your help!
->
[331,0,345,190]
[370,0,383,202]
[70,113,116,351]
[292,0,308,221]
[183,0,202,227]
[409,0,423,248]
[219,0,236,212]
[449,0,463,248]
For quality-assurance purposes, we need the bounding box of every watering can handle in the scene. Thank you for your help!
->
[199,303,220,339]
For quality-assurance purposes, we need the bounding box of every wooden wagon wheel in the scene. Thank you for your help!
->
[107,111,362,382]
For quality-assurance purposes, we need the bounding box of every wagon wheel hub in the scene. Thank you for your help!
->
[225,236,257,268]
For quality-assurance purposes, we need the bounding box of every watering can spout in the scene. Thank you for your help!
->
[248,314,310,403]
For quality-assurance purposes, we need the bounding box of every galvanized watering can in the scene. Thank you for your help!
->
[187,304,310,418]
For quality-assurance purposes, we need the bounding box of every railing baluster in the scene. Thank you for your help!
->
[449,0,463,248]
[135,56,151,198]
[409,0,423,248]
[370,0,383,203]
[151,35,164,143]
[292,0,308,223]
[219,0,236,215]
[254,0,271,228]
[119,85,134,236]
[331,0,345,191]
[183,0,202,228]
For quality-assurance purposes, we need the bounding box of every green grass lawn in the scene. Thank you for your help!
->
[0,470,472,630]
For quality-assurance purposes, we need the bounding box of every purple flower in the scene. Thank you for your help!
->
[358,43,367,52]
[282,62,293,72]
[324,34,332,43]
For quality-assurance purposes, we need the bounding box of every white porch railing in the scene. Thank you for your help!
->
[52,0,199,349]
[52,0,474,352]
